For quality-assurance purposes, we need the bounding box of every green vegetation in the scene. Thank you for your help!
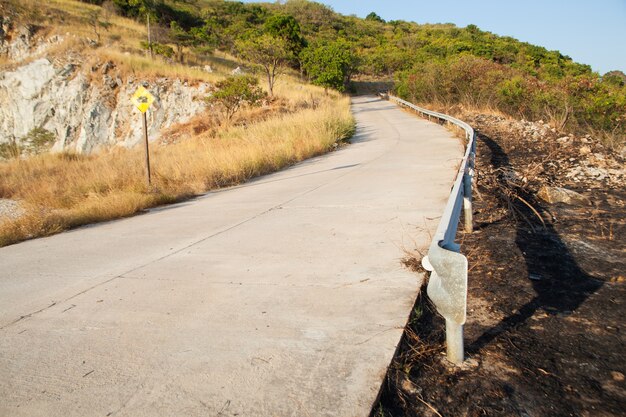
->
[301,39,356,92]
[208,75,266,122]
[0,128,56,159]
[84,7,112,44]
[0,140,20,160]
[236,35,292,97]
[395,54,625,142]
[78,0,623,141]
[1,0,359,246]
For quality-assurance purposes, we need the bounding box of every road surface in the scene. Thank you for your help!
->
[0,96,462,417]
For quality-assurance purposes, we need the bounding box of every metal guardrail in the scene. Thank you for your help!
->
[386,95,476,364]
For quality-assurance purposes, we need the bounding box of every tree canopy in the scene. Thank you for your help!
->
[85,0,624,137]
[301,39,356,92]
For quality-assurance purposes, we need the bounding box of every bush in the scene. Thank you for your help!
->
[140,41,174,59]
[0,128,56,160]
[395,55,626,137]
[207,75,266,122]
[300,39,357,92]
[0,140,21,160]
[23,127,56,154]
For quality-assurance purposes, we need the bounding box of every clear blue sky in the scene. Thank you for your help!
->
[245,0,626,74]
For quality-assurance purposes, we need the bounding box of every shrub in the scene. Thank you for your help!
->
[300,39,357,92]
[0,139,21,160]
[395,55,626,138]
[207,75,266,122]
[23,128,56,155]
[140,41,174,59]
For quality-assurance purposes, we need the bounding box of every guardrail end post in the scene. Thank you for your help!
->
[463,173,473,233]
[445,319,464,364]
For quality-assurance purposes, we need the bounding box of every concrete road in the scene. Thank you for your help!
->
[0,96,462,417]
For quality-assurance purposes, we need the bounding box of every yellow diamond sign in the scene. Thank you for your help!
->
[130,86,155,113]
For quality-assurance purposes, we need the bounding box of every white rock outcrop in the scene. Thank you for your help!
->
[0,23,211,154]
[0,57,210,153]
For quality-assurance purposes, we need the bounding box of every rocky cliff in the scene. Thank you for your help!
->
[0,23,210,154]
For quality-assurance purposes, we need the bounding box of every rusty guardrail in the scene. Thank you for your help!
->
[387,94,476,364]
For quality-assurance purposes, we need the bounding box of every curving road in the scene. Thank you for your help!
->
[0,96,462,417]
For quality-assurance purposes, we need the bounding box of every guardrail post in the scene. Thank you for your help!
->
[446,319,464,364]
[426,245,468,365]
[463,172,473,233]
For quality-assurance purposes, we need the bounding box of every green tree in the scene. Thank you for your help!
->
[207,75,266,123]
[128,0,159,58]
[169,21,194,63]
[189,21,219,54]
[236,34,292,97]
[603,70,626,87]
[264,14,307,65]
[23,128,56,155]
[300,40,357,92]
[365,12,385,23]
[0,128,56,159]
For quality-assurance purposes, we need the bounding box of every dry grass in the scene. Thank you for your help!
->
[0,95,354,246]
[591,127,626,151]
[11,0,146,49]
[0,0,356,247]
[92,49,224,83]
[5,0,229,77]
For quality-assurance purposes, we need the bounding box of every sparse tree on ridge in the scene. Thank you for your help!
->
[129,0,157,58]
[169,21,194,63]
[236,35,293,97]
[85,8,111,44]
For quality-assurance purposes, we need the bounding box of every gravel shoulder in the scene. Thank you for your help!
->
[0,199,23,223]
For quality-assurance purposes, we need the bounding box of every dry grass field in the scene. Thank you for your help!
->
[0,94,353,247]
[0,0,355,246]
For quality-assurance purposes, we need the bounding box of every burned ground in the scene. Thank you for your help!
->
[374,114,626,417]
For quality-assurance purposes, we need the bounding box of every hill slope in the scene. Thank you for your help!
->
[0,0,354,245]
[74,0,626,144]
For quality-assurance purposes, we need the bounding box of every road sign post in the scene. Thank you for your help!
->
[142,112,151,186]
[130,86,155,187]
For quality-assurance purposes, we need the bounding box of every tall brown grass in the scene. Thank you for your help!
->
[0,0,355,247]
[0,95,354,247]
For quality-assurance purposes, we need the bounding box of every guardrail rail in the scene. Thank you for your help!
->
[386,94,476,364]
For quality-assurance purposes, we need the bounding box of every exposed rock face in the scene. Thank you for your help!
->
[0,26,210,154]
[0,18,53,61]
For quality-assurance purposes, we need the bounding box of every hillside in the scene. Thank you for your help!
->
[52,0,625,147]
[4,0,622,147]
[0,0,254,154]
[0,0,354,245]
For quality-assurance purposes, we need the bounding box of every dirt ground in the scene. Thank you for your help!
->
[373,114,626,417]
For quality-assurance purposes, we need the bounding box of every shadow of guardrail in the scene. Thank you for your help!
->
[467,133,604,353]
